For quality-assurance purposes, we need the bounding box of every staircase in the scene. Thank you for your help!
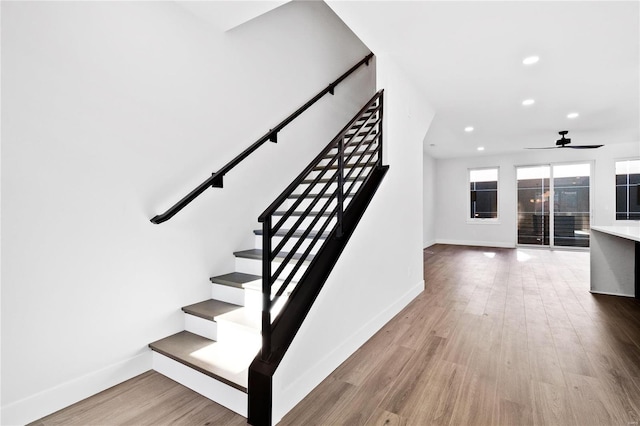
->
[148,92,384,422]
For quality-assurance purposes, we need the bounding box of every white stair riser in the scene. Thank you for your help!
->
[255,234,324,255]
[295,181,364,197]
[327,143,379,158]
[209,283,266,311]
[282,195,356,212]
[244,287,261,311]
[184,314,217,341]
[216,321,261,351]
[152,352,247,417]
[316,157,372,169]
[235,257,308,282]
[309,165,372,180]
[243,282,295,310]
[325,146,378,159]
[306,166,374,182]
[211,283,245,306]
[238,291,292,324]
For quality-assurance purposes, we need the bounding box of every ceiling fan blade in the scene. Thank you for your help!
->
[566,145,604,149]
[525,147,558,149]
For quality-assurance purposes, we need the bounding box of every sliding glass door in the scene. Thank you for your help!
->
[517,166,550,245]
[517,163,591,248]
[552,163,591,247]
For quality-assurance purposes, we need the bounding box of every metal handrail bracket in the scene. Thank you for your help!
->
[150,52,374,224]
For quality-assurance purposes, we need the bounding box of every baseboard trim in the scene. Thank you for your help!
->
[272,279,424,423]
[423,240,436,249]
[1,352,151,425]
[435,239,515,249]
[589,290,636,298]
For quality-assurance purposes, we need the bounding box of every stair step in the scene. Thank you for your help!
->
[182,299,242,321]
[348,121,375,129]
[324,144,376,159]
[332,138,375,147]
[313,162,375,172]
[273,210,334,217]
[234,248,315,263]
[215,307,261,332]
[149,331,254,392]
[287,193,353,200]
[253,228,331,239]
[345,128,377,137]
[210,272,261,288]
[302,176,366,184]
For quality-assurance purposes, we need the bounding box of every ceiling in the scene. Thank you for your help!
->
[326,1,639,158]
[179,1,639,159]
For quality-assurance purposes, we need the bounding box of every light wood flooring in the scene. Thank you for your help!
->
[32,244,640,425]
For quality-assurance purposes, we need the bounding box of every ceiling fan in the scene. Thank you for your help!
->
[527,131,603,149]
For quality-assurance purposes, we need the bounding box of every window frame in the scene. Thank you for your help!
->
[467,167,500,224]
[614,157,640,221]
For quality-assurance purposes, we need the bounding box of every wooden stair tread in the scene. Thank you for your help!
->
[233,248,315,263]
[182,299,242,321]
[149,331,254,392]
[209,272,261,288]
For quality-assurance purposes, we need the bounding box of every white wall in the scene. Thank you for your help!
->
[1,2,374,423]
[433,141,640,247]
[271,55,435,423]
[423,152,437,247]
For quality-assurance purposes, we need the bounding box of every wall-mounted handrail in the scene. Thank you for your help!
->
[150,52,374,224]
[258,90,382,222]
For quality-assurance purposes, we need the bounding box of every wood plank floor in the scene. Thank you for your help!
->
[32,244,640,425]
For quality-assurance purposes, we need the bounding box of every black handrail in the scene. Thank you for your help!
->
[258,90,384,361]
[150,52,374,224]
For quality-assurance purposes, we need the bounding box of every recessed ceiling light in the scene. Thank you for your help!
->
[567,112,579,119]
[523,55,540,65]
[465,126,474,132]
[522,99,535,106]
[477,147,485,151]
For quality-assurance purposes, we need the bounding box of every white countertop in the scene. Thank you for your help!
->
[591,225,640,243]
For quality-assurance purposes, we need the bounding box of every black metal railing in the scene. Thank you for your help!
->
[257,90,384,360]
[150,52,374,224]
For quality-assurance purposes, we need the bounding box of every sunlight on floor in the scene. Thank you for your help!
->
[516,250,532,262]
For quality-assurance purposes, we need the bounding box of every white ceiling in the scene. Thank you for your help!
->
[327,1,640,158]
[179,1,639,159]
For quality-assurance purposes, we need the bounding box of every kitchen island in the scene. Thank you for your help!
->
[590,225,640,298]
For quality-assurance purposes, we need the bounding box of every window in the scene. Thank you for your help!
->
[616,159,640,220]
[469,168,498,220]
